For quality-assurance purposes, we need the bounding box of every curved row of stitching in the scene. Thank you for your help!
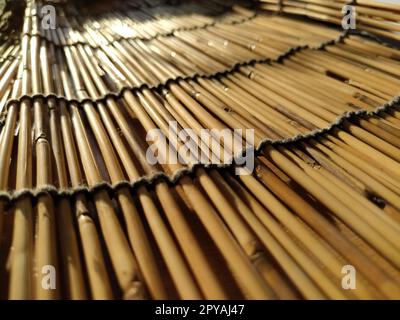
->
[1,28,397,127]
[0,96,398,205]
[0,28,377,127]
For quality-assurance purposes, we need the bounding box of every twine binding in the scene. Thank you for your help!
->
[0,94,398,205]
[2,28,396,127]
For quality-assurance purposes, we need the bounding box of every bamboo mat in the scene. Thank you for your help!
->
[0,0,399,300]
[258,0,400,41]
